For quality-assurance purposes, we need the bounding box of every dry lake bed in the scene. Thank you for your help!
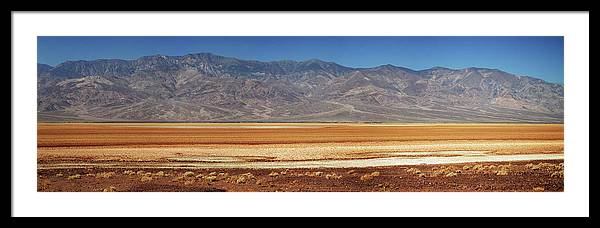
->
[37,123,564,192]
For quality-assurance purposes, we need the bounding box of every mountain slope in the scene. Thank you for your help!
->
[37,53,564,122]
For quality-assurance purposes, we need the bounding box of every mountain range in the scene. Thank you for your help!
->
[37,53,564,122]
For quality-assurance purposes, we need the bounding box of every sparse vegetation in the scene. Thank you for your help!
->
[551,170,564,178]
[67,174,81,180]
[140,176,153,182]
[445,172,458,177]
[527,162,561,171]
[203,176,217,182]
[37,123,563,192]
[431,166,454,177]
[235,173,256,184]
[96,172,116,178]
[496,169,509,176]
[472,164,484,171]
[325,173,342,180]
[103,186,117,192]
[38,159,564,192]
[406,168,421,175]
[360,173,374,181]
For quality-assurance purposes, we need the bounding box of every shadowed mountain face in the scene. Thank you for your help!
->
[37,53,563,122]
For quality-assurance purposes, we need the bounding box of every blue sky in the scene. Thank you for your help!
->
[38,36,564,83]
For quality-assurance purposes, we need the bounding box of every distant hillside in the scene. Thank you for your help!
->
[37,53,563,123]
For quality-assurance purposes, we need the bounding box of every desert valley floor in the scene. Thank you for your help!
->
[37,123,564,192]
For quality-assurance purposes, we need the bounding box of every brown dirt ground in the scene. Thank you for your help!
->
[37,160,564,192]
[37,123,563,192]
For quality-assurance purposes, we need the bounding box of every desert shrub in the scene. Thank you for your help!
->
[498,164,511,169]
[96,172,116,179]
[360,174,373,181]
[67,174,81,180]
[496,169,509,176]
[325,173,342,180]
[445,172,458,177]
[140,176,153,182]
[240,173,256,179]
[236,176,247,184]
[269,172,279,177]
[280,170,288,175]
[463,165,472,170]
[232,173,256,184]
[255,180,262,185]
[203,176,217,182]
[432,166,453,176]
[551,170,564,178]
[183,171,195,177]
[103,186,117,192]
[314,171,323,177]
[406,168,422,175]
[530,162,556,171]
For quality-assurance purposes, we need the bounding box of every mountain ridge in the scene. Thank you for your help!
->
[37,52,564,123]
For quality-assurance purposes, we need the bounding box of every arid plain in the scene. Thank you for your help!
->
[37,123,564,192]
